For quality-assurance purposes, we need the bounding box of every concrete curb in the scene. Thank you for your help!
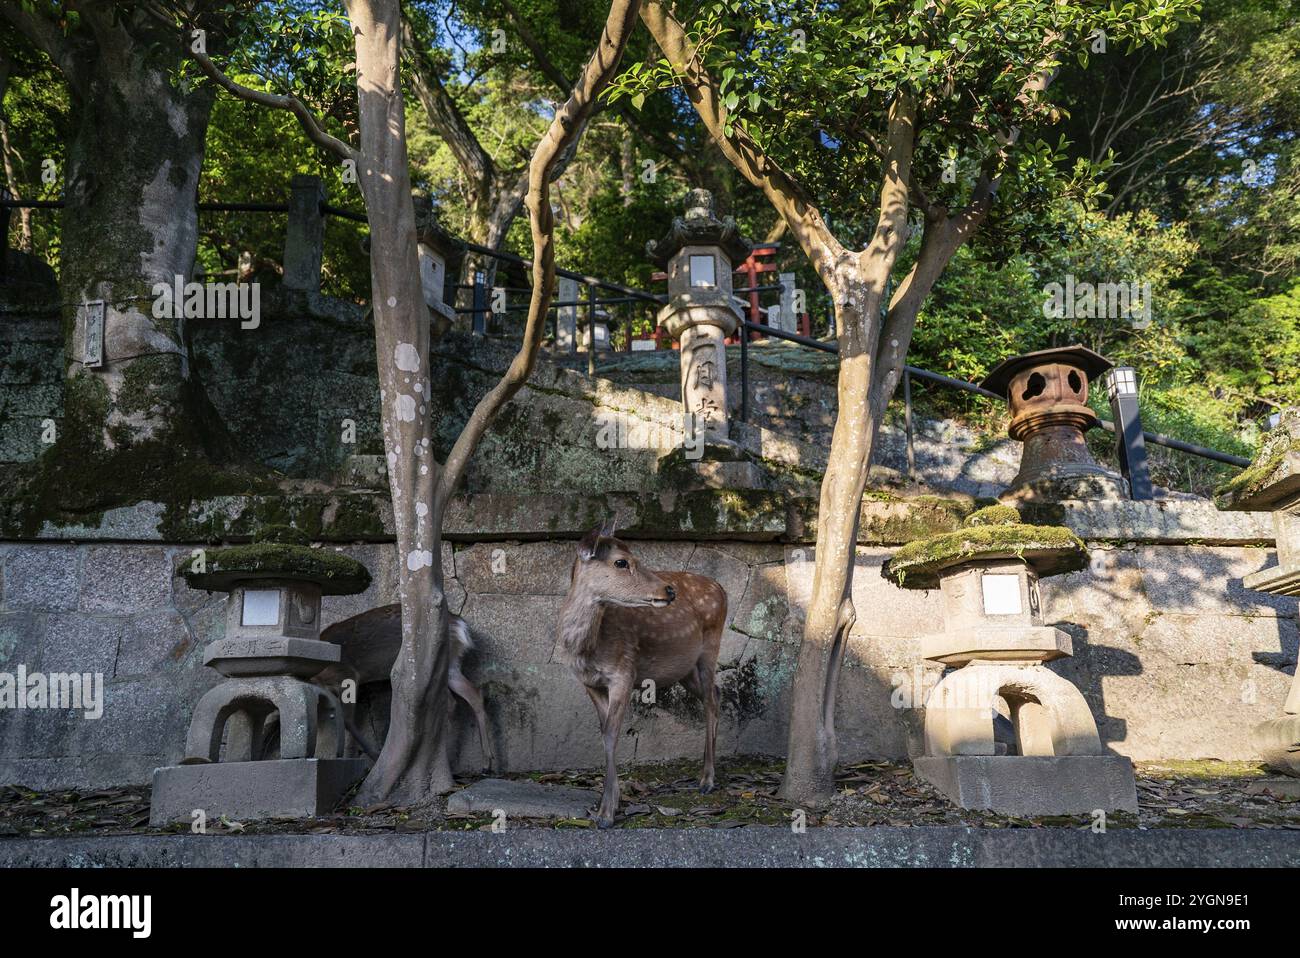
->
[3,826,1299,868]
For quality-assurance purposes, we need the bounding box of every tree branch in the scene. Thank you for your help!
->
[639,0,844,279]
[436,0,644,504]
[190,44,359,163]
[0,4,88,99]
[401,10,496,192]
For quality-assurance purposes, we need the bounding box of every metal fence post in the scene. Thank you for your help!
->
[472,272,488,336]
[587,283,597,377]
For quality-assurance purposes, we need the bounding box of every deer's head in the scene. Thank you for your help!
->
[572,519,676,608]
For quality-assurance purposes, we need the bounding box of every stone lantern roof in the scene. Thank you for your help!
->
[177,525,372,595]
[646,188,752,267]
[414,195,466,267]
[980,344,1113,397]
[1216,408,1300,511]
[881,505,1088,590]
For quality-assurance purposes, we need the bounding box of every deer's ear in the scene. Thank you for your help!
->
[599,517,617,538]
[577,526,602,561]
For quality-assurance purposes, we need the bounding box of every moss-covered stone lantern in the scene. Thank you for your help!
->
[149,526,373,824]
[1217,408,1300,775]
[647,188,751,444]
[883,505,1138,815]
[981,345,1127,503]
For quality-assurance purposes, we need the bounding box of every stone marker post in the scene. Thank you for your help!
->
[647,189,751,445]
[282,174,326,294]
[150,526,373,824]
[981,344,1128,503]
[1217,409,1300,775]
[556,276,579,353]
[882,505,1139,815]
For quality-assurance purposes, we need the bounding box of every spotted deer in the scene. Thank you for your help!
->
[557,520,727,827]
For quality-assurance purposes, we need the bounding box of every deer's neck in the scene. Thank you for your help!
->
[558,587,606,664]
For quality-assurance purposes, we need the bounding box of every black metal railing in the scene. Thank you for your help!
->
[1,188,1252,477]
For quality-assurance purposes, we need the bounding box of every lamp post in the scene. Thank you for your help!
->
[981,344,1128,503]
[1105,366,1153,500]
[882,505,1138,815]
[150,526,373,824]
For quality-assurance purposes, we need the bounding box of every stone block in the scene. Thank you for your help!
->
[0,611,43,669]
[446,778,597,819]
[115,610,201,676]
[40,614,123,675]
[3,545,79,612]
[685,545,752,606]
[79,546,172,613]
[149,758,369,824]
[459,593,564,664]
[455,541,575,595]
[913,754,1138,814]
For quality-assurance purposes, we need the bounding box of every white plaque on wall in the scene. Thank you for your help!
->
[82,300,105,368]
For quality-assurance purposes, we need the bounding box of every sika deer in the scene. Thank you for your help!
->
[557,520,727,827]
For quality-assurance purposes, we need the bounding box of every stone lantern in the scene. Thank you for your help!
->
[647,188,751,444]
[150,526,373,824]
[414,194,465,336]
[981,345,1127,503]
[882,505,1138,815]
[1217,409,1300,775]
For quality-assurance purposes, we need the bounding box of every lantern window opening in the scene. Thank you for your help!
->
[980,573,1023,616]
[241,589,281,626]
[689,254,717,288]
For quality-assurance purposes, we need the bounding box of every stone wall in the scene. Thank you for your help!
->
[0,498,1291,790]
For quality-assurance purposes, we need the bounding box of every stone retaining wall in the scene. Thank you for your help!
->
[0,498,1292,790]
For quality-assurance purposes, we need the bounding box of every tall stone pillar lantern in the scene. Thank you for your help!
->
[981,345,1128,503]
[882,505,1138,815]
[1217,409,1300,775]
[413,194,465,337]
[150,526,373,824]
[647,189,751,444]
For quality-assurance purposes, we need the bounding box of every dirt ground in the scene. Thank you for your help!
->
[3,757,1299,837]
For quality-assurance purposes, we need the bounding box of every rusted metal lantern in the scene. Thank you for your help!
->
[981,345,1127,503]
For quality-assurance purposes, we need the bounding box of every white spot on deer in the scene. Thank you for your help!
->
[394,342,420,372]
[406,549,433,571]
[395,394,416,422]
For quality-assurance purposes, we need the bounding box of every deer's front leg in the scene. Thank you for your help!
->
[595,678,633,828]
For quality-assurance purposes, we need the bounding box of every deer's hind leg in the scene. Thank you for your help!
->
[683,659,720,793]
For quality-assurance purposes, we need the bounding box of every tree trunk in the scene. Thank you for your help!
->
[347,0,455,805]
[57,52,219,461]
[779,280,881,804]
